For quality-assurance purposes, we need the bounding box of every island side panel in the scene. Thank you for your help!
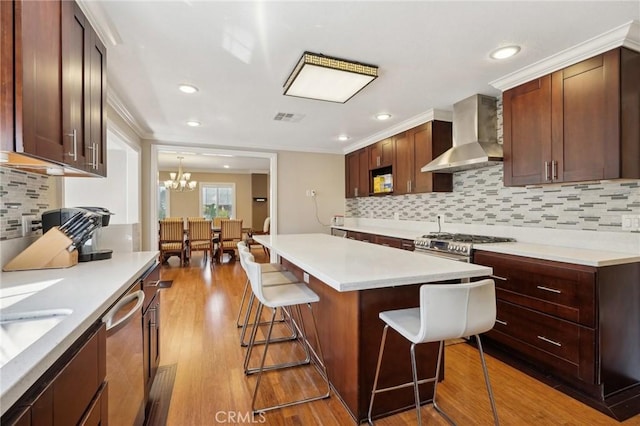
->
[358,285,440,421]
[282,259,361,419]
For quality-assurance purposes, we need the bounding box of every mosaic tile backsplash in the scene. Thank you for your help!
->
[0,168,57,240]
[346,164,640,232]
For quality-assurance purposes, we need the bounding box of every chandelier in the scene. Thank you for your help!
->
[164,156,197,191]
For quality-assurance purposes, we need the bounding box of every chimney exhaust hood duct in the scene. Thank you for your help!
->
[421,94,502,173]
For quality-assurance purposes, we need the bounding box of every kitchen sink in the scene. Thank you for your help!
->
[0,308,73,368]
[0,279,63,309]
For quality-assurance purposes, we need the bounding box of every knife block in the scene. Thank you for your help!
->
[3,228,78,271]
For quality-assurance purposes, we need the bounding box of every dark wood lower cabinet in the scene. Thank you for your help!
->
[474,250,640,421]
[1,322,107,426]
[345,230,414,251]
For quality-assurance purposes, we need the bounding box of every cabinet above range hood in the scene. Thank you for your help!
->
[421,94,502,173]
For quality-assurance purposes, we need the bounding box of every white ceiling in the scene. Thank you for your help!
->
[88,1,639,161]
[157,150,269,174]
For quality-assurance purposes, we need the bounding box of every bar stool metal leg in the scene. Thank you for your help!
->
[368,324,388,425]
[432,341,455,425]
[410,343,422,425]
[476,335,500,426]
[251,303,330,414]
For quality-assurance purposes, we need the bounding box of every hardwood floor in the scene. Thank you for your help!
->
[157,250,640,425]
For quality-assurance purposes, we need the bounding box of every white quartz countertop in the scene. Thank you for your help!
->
[332,225,640,267]
[0,251,158,415]
[254,233,491,292]
[475,243,640,267]
[331,225,420,241]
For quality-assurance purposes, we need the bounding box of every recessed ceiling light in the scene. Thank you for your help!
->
[223,165,230,169]
[179,84,199,94]
[490,45,521,60]
[338,135,350,141]
[375,113,391,121]
[186,120,201,127]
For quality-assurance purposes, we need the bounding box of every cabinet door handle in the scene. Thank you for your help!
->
[94,142,99,169]
[355,187,358,197]
[377,156,381,167]
[537,335,562,347]
[495,319,508,326]
[87,144,95,168]
[408,180,412,192]
[490,274,507,281]
[552,160,558,180]
[150,306,158,327]
[66,129,77,161]
[381,243,390,247]
[537,285,561,294]
[544,161,551,181]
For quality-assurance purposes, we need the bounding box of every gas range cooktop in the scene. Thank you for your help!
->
[419,233,515,244]
[413,233,515,258]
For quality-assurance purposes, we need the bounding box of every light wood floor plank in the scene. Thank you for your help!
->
[157,250,640,425]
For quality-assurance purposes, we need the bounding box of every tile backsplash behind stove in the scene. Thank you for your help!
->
[346,95,639,233]
[346,164,639,233]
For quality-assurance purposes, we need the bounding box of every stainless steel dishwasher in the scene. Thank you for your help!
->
[102,282,146,426]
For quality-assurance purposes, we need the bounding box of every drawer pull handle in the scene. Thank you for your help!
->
[537,285,561,294]
[490,274,507,281]
[495,319,508,326]
[537,335,562,347]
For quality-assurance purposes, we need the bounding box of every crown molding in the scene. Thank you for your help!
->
[491,20,640,92]
[76,0,123,47]
[148,134,345,154]
[343,108,452,154]
[107,89,153,139]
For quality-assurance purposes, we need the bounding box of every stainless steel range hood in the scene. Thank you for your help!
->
[421,94,501,173]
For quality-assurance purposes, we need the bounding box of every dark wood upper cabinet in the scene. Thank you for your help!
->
[61,2,106,177]
[504,47,640,186]
[394,121,452,195]
[88,27,107,176]
[345,147,369,198]
[369,137,393,169]
[0,1,14,152]
[503,76,552,186]
[2,0,107,176]
[62,0,89,171]
[13,0,65,163]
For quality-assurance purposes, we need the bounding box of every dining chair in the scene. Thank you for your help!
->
[368,279,499,425]
[246,217,271,256]
[187,218,214,266]
[218,219,243,263]
[159,219,186,266]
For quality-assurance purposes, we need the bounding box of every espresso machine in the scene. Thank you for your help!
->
[42,207,114,262]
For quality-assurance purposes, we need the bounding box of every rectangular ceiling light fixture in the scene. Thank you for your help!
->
[283,52,378,103]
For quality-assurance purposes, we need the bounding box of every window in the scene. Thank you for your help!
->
[158,185,169,220]
[200,183,235,219]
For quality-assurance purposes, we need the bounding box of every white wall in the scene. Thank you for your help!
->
[277,151,345,234]
[64,134,140,224]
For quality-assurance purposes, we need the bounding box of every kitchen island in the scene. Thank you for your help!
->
[0,252,158,417]
[253,233,491,422]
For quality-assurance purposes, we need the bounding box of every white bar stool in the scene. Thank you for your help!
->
[235,241,286,327]
[242,254,330,414]
[368,279,499,425]
[238,246,297,347]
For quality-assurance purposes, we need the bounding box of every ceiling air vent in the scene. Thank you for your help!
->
[273,112,305,123]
